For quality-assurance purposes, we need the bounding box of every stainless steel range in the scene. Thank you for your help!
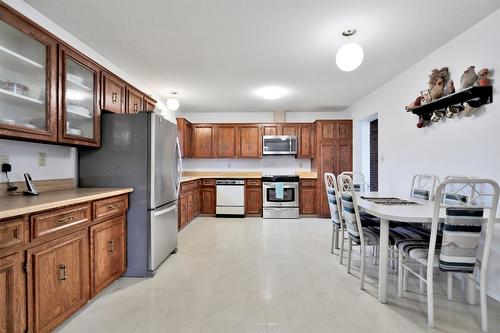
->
[262,175,299,219]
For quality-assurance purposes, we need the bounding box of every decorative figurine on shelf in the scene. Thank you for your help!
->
[460,66,478,90]
[445,105,460,118]
[430,77,445,100]
[446,80,455,95]
[478,68,491,86]
[417,115,430,128]
[405,96,424,111]
[420,89,432,104]
[428,67,450,90]
[463,101,477,117]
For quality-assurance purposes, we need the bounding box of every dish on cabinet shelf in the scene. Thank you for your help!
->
[0,80,29,96]
[67,104,91,118]
[66,127,83,136]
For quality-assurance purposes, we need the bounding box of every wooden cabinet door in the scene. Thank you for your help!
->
[201,187,215,215]
[299,181,317,215]
[27,230,89,333]
[179,195,187,229]
[101,72,126,114]
[194,188,201,216]
[126,87,144,113]
[318,121,335,140]
[245,186,262,216]
[0,252,26,333]
[90,216,126,297]
[262,124,280,136]
[215,125,236,158]
[192,125,214,158]
[187,192,194,221]
[337,141,352,175]
[177,118,192,158]
[143,96,156,111]
[0,4,58,143]
[318,142,334,216]
[238,125,261,158]
[281,124,298,136]
[298,124,314,158]
[338,120,352,140]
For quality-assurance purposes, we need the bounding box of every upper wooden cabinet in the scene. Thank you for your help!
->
[143,96,156,111]
[297,124,314,158]
[215,125,237,158]
[58,45,101,147]
[177,118,192,158]
[317,120,352,141]
[192,124,215,158]
[0,4,58,143]
[126,87,144,114]
[281,124,298,136]
[101,71,126,114]
[0,252,26,333]
[262,124,280,136]
[237,125,261,158]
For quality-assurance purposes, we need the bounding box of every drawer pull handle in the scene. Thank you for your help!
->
[112,91,118,103]
[59,264,67,281]
[108,204,119,209]
[108,240,115,254]
[55,216,74,225]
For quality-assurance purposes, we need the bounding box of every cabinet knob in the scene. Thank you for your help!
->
[112,92,118,103]
[108,203,119,209]
[56,216,74,225]
[59,263,67,281]
[108,240,115,254]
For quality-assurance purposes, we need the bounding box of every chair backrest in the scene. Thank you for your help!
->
[338,174,364,245]
[428,178,499,274]
[340,171,369,192]
[410,174,439,200]
[324,173,343,226]
[442,175,475,206]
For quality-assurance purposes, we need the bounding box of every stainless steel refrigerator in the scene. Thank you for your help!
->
[79,112,181,277]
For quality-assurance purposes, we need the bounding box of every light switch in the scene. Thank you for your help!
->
[38,152,46,167]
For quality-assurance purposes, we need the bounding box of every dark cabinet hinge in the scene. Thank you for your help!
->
[23,262,28,273]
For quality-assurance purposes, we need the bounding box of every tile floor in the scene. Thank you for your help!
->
[56,217,500,333]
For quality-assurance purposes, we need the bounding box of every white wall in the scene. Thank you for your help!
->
[180,110,350,123]
[345,9,500,299]
[0,139,77,182]
[183,156,311,174]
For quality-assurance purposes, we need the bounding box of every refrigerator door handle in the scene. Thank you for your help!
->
[174,136,183,198]
[154,203,177,217]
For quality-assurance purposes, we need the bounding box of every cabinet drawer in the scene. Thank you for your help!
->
[0,217,27,250]
[300,179,317,187]
[202,179,216,186]
[31,204,91,240]
[93,195,128,221]
[246,179,262,186]
[182,181,195,192]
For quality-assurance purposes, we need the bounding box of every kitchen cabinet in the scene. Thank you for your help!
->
[90,216,126,297]
[281,124,298,136]
[177,118,193,158]
[245,179,262,216]
[143,96,156,111]
[178,180,203,230]
[297,124,314,158]
[126,87,144,113]
[59,45,101,146]
[101,71,126,114]
[215,125,237,158]
[262,124,280,136]
[201,179,216,215]
[194,183,201,216]
[193,124,215,158]
[179,194,188,229]
[0,252,26,333]
[237,125,261,158]
[299,179,318,215]
[27,230,89,333]
[0,4,58,143]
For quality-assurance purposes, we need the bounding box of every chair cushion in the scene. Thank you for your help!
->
[396,239,441,266]
[389,225,431,244]
[412,189,430,200]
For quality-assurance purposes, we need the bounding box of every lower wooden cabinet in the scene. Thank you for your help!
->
[27,230,89,333]
[245,179,262,216]
[201,187,216,215]
[178,180,204,230]
[0,252,26,333]
[90,216,126,297]
[299,179,318,215]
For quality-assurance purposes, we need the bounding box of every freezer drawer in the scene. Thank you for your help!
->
[148,201,178,271]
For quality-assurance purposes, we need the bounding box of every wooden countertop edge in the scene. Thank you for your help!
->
[0,188,133,220]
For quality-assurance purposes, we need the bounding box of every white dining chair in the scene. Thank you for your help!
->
[397,178,499,332]
[340,171,370,192]
[410,174,440,200]
[324,173,345,263]
[338,174,380,290]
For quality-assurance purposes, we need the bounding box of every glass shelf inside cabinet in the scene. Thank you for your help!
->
[65,58,94,139]
[0,20,47,130]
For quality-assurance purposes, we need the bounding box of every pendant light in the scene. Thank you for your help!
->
[336,29,364,72]
[166,91,180,111]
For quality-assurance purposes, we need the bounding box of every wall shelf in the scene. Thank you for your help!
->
[410,86,493,120]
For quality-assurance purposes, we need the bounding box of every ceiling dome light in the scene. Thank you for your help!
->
[336,29,364,72]
[166,91,180,111]
[255,86,288,100]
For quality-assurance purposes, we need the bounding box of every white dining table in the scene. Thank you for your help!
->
[356,192,500,304]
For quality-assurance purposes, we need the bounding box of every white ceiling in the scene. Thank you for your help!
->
[26,0,500,113]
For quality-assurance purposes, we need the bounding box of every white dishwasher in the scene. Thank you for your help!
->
[216,179,245,216]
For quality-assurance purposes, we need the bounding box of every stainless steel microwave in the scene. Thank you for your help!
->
[262,135,297,155]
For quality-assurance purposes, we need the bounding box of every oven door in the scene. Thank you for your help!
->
[263,182,299,207]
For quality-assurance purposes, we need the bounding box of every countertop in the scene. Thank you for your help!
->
[0,188,133,220]
[181,171,318,182]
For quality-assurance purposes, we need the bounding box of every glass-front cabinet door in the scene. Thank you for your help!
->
[0,6,57,141]
[59,45,100,146]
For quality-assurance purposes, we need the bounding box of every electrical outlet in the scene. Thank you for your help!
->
[0,155,9,165]
[38,152,46,167]
[299,163,303,168]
